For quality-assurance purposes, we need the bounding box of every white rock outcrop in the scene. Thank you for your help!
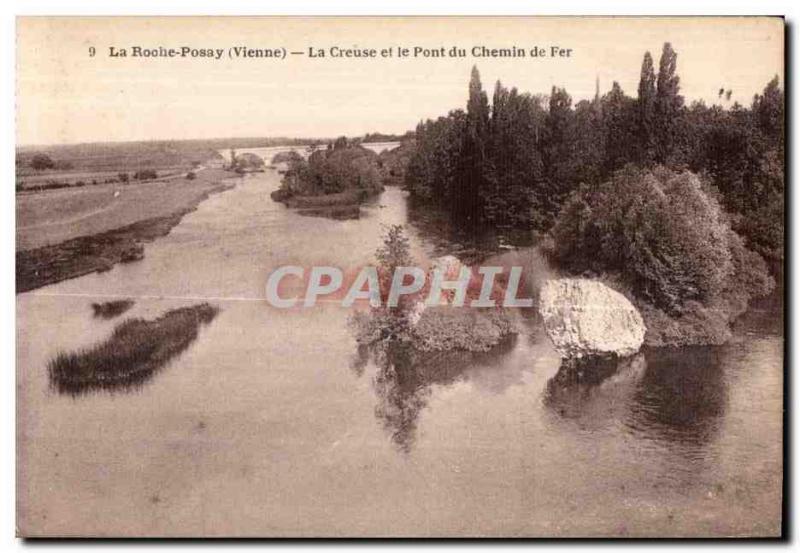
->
[538,278,645,358]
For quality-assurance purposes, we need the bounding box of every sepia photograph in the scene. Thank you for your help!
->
[14,16,785,538]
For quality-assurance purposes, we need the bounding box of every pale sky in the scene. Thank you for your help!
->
[17,16,784,146]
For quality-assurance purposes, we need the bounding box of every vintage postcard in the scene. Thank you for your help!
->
[15,16,784,537]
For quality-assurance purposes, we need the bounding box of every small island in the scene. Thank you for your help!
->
[270,137,384,220]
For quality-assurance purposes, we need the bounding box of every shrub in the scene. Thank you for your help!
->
[549,166,774,345]
[133,169,158,180]
[233,153,265,171]
[271,150,303,165]
[30,153,55,171]
[186,171,196,180]
[91,299,135,319]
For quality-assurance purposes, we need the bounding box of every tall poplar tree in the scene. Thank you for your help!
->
[654,42,683,163]
[636,51,656,164]
[455,66,494,224]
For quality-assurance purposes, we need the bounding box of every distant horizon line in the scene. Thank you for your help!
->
[16,67,779,150]
[15,132,414,150]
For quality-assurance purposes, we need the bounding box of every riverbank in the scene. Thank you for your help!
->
[16,168,237,293]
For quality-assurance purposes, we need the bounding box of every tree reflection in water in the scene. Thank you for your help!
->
[351,336,518,452]
[544,354,647,431]
[544,346,728,450]
[630,347,728,448]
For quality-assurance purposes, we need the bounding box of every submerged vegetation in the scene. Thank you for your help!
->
[91,299,135,319]
[48,303,219,395]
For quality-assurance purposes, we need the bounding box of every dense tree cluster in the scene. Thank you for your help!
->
[405,43,784,265]
[549,166,773,345]
[280,137,382,196]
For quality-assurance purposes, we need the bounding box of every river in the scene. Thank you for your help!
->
[17,151,783,537]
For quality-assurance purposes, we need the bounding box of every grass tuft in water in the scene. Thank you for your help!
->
[49,303,220,396]
[91,299,135,319]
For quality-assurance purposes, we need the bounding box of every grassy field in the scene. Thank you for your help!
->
[15,137,324,292]
[16,168,237,292]
[16,137,319,174]
[15,168,189,191]
[17,168,234,251]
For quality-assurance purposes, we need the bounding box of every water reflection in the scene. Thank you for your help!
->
[544,354,646,432]
[629,347,728,448]
[406,197,534,263]
[352,337,518,452]
[544,347,728,451]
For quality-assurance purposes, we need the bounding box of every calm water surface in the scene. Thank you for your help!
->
[17,155,783,536]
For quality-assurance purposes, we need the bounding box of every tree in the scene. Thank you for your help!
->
[540,86,578,227]
[601,81,637,175]
[654,42,684,164]
[636,51,657,164]
[277,141,382,197]
[571,98,605,187]
[549,166,773,345]
[30,154,55,171]
[401,61,784,269]
[405,110,466,204]
[484,82,546,227]
[453,66,494,225]
[376,224,412,275]
[753,75,784,150]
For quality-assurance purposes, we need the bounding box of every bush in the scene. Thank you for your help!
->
[186,171,196,180]
[271,150,303,165]
[30,153,55,171]
[91,299,135,319]
[133,169,158,180]
[277,139,383,198]
[233,153,265,171]
[549,166,774,345]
